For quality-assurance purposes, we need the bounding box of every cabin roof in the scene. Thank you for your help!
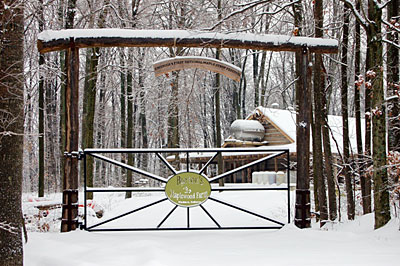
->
[225,107,365,154]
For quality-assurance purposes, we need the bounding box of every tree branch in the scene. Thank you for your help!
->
[205,0,273,31]
[382,19,400,35]
[383,37,400,50]
[258,0,300,17]
[375,0,391,10]
[339,0,369,30]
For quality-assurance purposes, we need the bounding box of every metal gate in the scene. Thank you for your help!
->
[81,148,291,231]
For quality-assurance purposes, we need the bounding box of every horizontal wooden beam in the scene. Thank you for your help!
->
[37,29,339,54]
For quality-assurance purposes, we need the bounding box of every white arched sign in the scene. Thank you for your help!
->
[153,56,242,82]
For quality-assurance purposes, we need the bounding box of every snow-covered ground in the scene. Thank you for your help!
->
[23,187,400,266]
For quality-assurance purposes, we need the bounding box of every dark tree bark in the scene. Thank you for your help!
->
[311,106,320,216]
[322,113,337,221]
[367,0,390,229]
[260,52,273,106]
[167,69,180,149]
[343,0,391,228]
[45,58,59,192]
[341,6,355,220]
[58,3,67,193]
[126,64,134,198]
[215,47,224,185]
[0,1,24,265]
[364,29,373,216]
[81,3,108,199]
[166,2,184,150]
[313,0,328,225]
[38,0,45,197]
[138,48,149,169]
[81,47,100,199]
[253,50,260,107]
[387,0,400,152]
[354,1,371,215]
[120,51,127,153]
[125,0,140,197]
[215,0,224,185]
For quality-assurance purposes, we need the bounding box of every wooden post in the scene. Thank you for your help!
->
[295,46,311,228]
[61,39,80,232]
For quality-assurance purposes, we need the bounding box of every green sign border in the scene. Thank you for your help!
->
[165,171,211,207]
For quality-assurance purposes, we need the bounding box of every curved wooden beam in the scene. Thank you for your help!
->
[153,56,242,82]
[37,29,338,54]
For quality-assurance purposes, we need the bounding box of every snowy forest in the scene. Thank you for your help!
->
[1,0,400,265]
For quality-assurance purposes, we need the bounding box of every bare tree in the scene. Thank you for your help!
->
[0,1,25,265]
[313,0,329,226]
[341,5,355,220]
[341,0,390,228]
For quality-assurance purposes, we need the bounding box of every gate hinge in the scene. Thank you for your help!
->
[64,149,84,160]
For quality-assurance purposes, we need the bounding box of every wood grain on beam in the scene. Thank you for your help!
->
[37,29,338,54]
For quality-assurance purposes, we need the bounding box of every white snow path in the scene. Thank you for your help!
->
[25,217,399,266]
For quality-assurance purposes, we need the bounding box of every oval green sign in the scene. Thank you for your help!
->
[165,172,211,207]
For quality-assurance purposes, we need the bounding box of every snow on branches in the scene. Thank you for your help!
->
[0,221,19,234]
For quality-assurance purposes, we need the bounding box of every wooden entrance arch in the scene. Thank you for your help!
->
[37,29,338,232]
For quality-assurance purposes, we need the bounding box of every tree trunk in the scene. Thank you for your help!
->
[311,106,320,218]
[0,1,24,265]
[364,34,373,216]
[120,50,127,183]
[260,52,273,106]
[341,6,355,220]
[387,0,400,152]
[253,51,260,107]
[313,0,328,226]
[322,114,337,221]
[167,70,180,149]
[81,47,100,199]
[38,0,45,197]
[368,0,390,229]
[126,63,134,198]
[215,47,224,185]
[45,57,59,192]
[138,49,149,170]
[354,1,370,215]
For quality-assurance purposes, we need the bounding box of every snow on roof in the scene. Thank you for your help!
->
[37,29,338,53]
[231,119,264,132]
[252,107,365,154]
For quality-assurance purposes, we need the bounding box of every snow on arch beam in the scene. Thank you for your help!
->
[37,29,339,54]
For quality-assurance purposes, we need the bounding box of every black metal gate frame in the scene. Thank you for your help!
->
[81,148,291,231]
